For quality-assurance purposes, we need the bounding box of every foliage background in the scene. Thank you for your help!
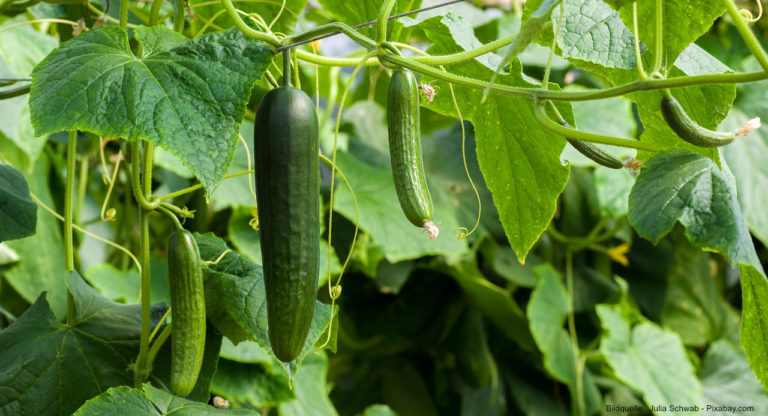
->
[1,0,768,415]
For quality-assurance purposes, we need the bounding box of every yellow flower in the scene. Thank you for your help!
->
[607,243,630,266]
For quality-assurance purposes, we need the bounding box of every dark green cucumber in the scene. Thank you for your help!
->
[387,68,437,238]
[661,97,735,147]
[565,138,623,170]
[534,103,624,169]
[253,83,319,363]
[168,229,206,397]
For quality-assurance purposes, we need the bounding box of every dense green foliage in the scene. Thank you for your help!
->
[1,0,768,415]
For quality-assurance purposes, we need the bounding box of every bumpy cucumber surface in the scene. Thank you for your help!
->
[660,97,735,147]
[387,68,437,237]
[253,85,320,363]
[168,229,206,397]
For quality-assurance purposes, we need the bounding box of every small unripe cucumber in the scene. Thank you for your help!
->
[533,103,623,169]
[168,229,206,397]
[254,84,320,363]
[387,68,437,237]
[660,97,735,147]
[565,137,623,170]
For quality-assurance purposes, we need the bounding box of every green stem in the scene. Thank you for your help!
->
[381,52,768,101]
[146,322,172,371]
[652,0,663,74]
[172,0,185,33]
[721,0,768,73]
[134,142,154,386]
[565,249,585,416]
[220,0,281,45]
[0,85,30,100]
[542,2,564,88]
[283,22,376,50]
[130,142,161,210]
[158,170,253,201]
[149,0,162,26]
[120,0,129,31]
[158,205,183,230]
[65,131,77,324]
[535,102,661,151]
[75,153,89,229]
[283,48,292,87]
[376,0,396,44]
[632,2,647,81]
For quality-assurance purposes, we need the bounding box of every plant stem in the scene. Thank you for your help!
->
[220,0,280,45]
[134,142,154,386]
[380,53,768,101]
[158,170,253,201]
[172,0,185,33]
[377,0,397,44]
[721,0,768,73]
[120,0,129,31]
[652,0,663,74]
[542,2,564,88]
[149,0,162,26]
[565,249,585,416]
[147,322,172,369]
[65,131,77,324]
[632,2,647,81]
[130,142,161,210]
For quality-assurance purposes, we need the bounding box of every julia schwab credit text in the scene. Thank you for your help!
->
[606,404,753,413]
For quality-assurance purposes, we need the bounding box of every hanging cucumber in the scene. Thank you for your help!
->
[534,103,624,169]
[387,68,438,239]
[167,229,206,396]
[253,49,320,363]
[661,95,761,148]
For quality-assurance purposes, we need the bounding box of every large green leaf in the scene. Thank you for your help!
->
[29,26,271,195]
[597,303,701,414]
[554,0,640,69]
[628,150,759,269]
[0,271,165,416]
[700,339,768,414]
[194,233,334,375]
[3,155,66,318]
[403,13,571,261]
[0,164,36,242]
[616,0,725,67]
[72,384,258,415]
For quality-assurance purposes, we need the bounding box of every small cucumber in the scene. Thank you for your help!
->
[534,103,624,169]
[168,229,206,397]
[660,97,735,147]
[387,68,438,238]
[565,137,623,170]
[253,81,320,363]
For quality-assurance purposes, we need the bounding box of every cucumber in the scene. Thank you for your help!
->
[167,229,206,396]
[387,68,438,238]
[660,97,735,148]
[565,137,623,170]
[253,69,319,362]
[534,103,623,169]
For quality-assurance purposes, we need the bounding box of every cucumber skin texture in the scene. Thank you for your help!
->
[168,229,206,397]
[661,97,735,147]
[566,138,623,169]
[253,85,319,363]
[387,68,434,227]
